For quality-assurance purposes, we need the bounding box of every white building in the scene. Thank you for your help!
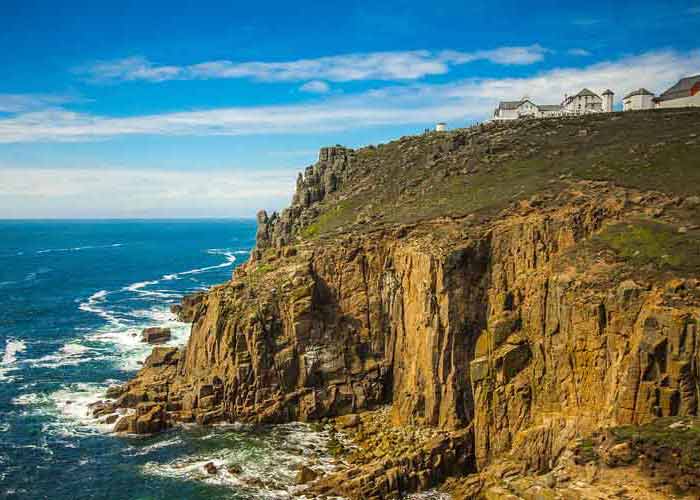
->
[622,88,655,111]
[561,88,605,114]
[493,99,538,120]
[493,99,562,120]
[435,122,447,132]
[654,75,700,109]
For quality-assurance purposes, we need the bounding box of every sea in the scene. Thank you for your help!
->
[0,220,343,500]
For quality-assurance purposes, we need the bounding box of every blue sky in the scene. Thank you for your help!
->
[1,0,699,218]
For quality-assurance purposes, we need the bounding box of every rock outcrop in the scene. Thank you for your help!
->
[111,109,700,498]
[170,292,205,322]
[141,327,171,344]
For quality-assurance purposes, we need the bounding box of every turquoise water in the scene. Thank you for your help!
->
[0,220,337,499]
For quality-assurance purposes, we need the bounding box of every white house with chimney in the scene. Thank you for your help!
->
[493,89,613,121]
[561,88,614,114]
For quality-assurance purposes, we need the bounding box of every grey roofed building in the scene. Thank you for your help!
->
[573,88,600,98]
[602,89,614,95]
[538,104,562,112]
[655,74,700,102]
[623,88,655,100]
[497,101,524,110]
[497,100,536,110]
[562,88,601,106]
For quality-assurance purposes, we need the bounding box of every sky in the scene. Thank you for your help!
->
[1,0,699,218]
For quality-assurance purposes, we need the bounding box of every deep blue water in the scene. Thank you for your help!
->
[0,220,337,500]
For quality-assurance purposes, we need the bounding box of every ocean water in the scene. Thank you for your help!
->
[0,220,341,500]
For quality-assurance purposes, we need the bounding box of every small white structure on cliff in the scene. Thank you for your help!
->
[435,122,447,132]
[623,88,655,111]
[654,75,700,108]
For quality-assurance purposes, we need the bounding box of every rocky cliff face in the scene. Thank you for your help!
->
[111,109,700,498]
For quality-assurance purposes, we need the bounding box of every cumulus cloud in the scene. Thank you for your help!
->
[3,49,699,144]
[78,45,549,84]
[0,167,296,218]
[300,80,331,93]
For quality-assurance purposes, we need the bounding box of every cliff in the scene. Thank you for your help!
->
[110,109,700,499]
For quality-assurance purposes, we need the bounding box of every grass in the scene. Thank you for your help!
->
[611,417,700,468]
[594,220,700,274]
[296,109,700,240]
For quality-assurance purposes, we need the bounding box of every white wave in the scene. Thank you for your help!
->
[36,243,124,255]
[0,339,27,381]
[142,422,343,499]
[79,289,122,326]
[25,342,102,369]
[124,436,184,457]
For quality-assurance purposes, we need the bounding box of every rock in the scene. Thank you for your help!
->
[682,195,700,209]
[110,114,700,500]
[143,346,179,367]
[204,462,218,475]
[227,464,243,475]
[678,226,688,234]
[604,442,636,466]
[171,292,206,322]
[105,385,125,399]
[296,465,319,484]
[141,327,171,344]
[103,414,119,425]
[336,414,361,429]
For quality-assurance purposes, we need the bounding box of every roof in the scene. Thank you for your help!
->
[623,88,655,100]
[497,101,523,110]
[497,99,538,111]
[575,88,601,98]
[602,89,614,95]
[563,88,602,105]
[656,74,700,102]
[538,104,562,112]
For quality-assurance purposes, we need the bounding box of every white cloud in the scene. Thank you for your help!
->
[568,48,591,57]
[300,80,331,93]
[3,49,699,144]
[78,45,549,84]
[0,94,79,113]
[0,167,296,218]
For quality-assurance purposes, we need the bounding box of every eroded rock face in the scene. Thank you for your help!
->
[112,138,700,497]
[170,292,205,322]
[255,146,352,252]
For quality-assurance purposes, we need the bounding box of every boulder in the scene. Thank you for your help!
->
[296,465,319,484]
[204,462,218,475]
[227,464,243,475]
[141,327,171,344]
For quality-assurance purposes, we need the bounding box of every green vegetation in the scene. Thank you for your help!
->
[611,417,700,468]
[301,201,355,239]
[595,220,700,273]
[573,438,599,465]
[298,109,700,239]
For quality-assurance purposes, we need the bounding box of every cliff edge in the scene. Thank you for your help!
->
[109,109,700,498]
